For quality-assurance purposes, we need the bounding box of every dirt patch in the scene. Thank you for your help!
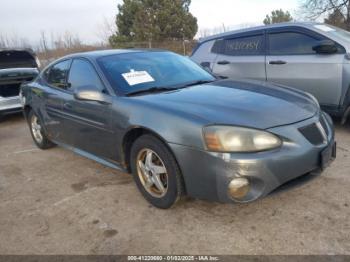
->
[103,229,118,238]
[71,181,89,193]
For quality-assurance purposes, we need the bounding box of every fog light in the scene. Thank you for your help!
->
[228,177,250,199]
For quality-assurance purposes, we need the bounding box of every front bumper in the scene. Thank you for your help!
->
[0,96,22,114]
[169,112,335,203]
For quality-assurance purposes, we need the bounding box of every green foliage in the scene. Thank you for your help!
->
[110,0,198,47]
[263,9,293,25]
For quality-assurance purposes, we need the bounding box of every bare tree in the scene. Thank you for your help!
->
[302,0,350,29]
[96,16,116,45]
[38,31,50,59]
[0,33,32,49]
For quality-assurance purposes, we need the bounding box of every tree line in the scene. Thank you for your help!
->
[109,0,350,49]
[2,0,350,57]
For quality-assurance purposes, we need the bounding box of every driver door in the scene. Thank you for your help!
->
[62,58,115,159]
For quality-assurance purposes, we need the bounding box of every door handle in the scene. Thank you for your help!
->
[269,60,287,65]
[200,62,211,68]
[63,102,73,109]
[217,60,230,65]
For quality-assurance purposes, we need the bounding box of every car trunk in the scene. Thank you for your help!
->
[0,50,38,69]
[0,50,39,98]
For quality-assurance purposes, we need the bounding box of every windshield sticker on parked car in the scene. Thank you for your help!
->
[122,70,155,86]
[314,25,335,32]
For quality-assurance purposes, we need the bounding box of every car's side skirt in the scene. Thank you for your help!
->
[52,140,128,173]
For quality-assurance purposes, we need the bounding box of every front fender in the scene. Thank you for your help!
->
[112,97,208,150]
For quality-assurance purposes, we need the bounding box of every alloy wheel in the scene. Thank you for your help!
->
[31,114,43,144]
[136,148,168,198]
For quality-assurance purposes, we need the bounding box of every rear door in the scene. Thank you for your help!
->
[211,31,266,81]
[266,27,345,106]
[62,58,115,159]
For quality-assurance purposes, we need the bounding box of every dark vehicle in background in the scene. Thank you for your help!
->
[0,49,40,117]
[21,50,335,209]
[191,22,350,124]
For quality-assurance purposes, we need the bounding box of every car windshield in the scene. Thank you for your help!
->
[97,51,215,95]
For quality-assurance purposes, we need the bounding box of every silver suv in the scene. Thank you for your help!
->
[191,22,350,123]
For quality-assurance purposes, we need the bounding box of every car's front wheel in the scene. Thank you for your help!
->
[28,110,55,149]
[130,134,184,209]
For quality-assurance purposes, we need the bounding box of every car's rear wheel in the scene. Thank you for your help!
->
[130,134,184,209]
[28,110,55,149]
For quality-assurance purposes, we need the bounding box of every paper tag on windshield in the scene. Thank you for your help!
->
[122,71,155,86]
[314,25,335,32]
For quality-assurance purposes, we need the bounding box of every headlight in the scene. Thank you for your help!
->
[203,126,282,152]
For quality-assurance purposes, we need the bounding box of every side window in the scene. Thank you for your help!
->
[212,35,264,56]
[268,32,318,55]
[68,59,104,91]
[211,39,224,54]
[46,60,71,89]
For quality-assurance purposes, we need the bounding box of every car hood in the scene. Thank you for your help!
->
[134,79,319,129]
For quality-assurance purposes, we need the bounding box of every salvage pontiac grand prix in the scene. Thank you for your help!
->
[21,49,336,208]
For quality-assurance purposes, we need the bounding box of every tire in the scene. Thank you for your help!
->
[28,110,55,149]
[130,134,184,209]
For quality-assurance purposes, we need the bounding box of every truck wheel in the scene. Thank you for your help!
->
[28,110,55,149]
[130,134,184,209]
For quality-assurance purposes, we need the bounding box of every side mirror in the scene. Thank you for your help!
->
[312,40,338,54]
[74,85,112,104]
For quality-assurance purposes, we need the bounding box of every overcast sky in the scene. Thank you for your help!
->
[0,0,301,45]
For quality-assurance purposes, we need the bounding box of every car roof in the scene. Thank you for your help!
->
[198,22,324,42]
[62,48,169,60]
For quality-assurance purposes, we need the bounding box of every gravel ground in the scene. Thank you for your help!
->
[0,113,349,255]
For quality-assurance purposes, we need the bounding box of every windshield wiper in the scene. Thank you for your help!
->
[126,79,215,96]
[179,79,215,88]
[126,86,177,96]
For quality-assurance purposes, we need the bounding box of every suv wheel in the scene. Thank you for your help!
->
[28,110,55,149]
[130,134,184,209]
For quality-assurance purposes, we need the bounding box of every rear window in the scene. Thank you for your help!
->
[211,35,264,56]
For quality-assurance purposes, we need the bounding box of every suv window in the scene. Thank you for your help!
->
[46,60,71,89]
[68,59,104,91]
[268,32,318,55]
[212,34,264,56]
